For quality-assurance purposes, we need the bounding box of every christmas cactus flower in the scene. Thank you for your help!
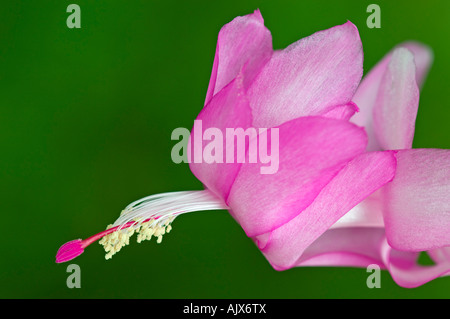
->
[323,41,450,288]
[56,10,450,288]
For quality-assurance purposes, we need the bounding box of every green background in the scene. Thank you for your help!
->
[1,0,449,298]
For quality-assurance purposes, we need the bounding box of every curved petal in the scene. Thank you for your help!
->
[373,48,419,150]
[227,116,368,237]
[331,189,385,229]
[402,42,434,88]
[351,42,433,151]
[283,228,450,288]
[256,151,397,269]
[428,247,450,264]
[190,75,253,200]
[320,102,359,121]
[382,149,450,252]
[292,228,390,268]
[205,9,272,106]
[247,21,363,128]
[379,238,450,288]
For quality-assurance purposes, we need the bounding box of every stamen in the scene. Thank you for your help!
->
[55,190,228,263]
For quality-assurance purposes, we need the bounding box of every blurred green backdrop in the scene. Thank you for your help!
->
[1,0,449,298]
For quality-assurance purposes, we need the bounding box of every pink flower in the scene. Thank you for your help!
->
[327,42,450,288]
[56,10,450,288]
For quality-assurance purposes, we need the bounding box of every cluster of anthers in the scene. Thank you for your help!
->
[99,215,174,260]
[55,190,228,263]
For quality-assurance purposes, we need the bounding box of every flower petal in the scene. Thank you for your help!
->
[256,151,396,269]
[247,21,363,128]
[330,189,385,229]
[269,227,450,288]
[402,42,434,88]
[351,42,433,151]
[190,75,253,200]
[428,247,450,264]
[288,228,450,288]
[379,238,450,288]
[205,9,272,106]
[320,102,359,121]
[372,48,419,150]
[382,149,450,251]
[293,228,390,268]
[227,116,368,237]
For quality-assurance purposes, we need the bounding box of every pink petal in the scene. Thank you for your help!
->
[247,21,363,128]
[288,228,450,288]
[293,228,391,268]
[402,42,434,88]
[428,247,450,264]
[190,75,253,200]
[330,189,385,229]
[382,149,450,251]
[205,9,272,106]
[373,48,419,150]
[255,151,396,269]
[320,102,359,121]
[227,116,368,237]
[379,238,450,288]
[351,42,433,151]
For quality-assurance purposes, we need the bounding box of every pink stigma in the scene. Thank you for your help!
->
[55,239,84,263]
[55,219,153,263]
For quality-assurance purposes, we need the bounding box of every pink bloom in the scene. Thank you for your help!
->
[327,42,450,288]
[56,10,450,288]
